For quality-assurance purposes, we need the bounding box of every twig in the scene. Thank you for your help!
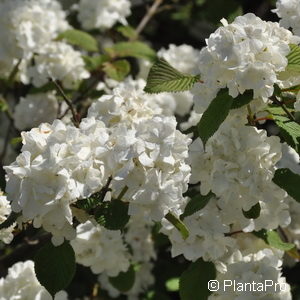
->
[51,80,80,127]
[116,186,128,201]
[271,95,297,122]
[135,0,164,38]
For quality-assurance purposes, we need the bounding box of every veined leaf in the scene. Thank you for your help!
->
[144,58,200,94]
[57,29,99,52]
[230,90,253,109]
[116,25,138,40]
[287,44,300,73]
[103,60,130,81]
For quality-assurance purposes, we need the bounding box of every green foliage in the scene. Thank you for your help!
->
[116,25,138,40]
[76,192,103,212]
[230,90,254,109]
[254,229,295,251]
[179,258,216,300]
[273,115,300,153]
[103,60,131,81]
[273,168,300,203]
[82,55,107,71]
[57,29,99,52]
[0,97,8,112]
[197,89,233,146]
[165,212,189,240]
[181,192,214,219]
[95,199,130,230]
[34,241,76,297]
[144,58,200,94]
[286,44,300,73]
[109,265,136,292]
[165,278,179,292]
[242,202,261,219]
[105,41,156,61]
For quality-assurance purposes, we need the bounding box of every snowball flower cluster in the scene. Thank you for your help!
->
[161,198,235,261]
[273,0,300,36]
[0,192,15,244]
[192,13,300,113]
[13,92,59,131]
[71,220,130,276]
[78,0,131,30]
[0,260,68,300]
[189,111,290,231]
[4,118,110,245]
[209,249,291,300]
[0,0,69,80]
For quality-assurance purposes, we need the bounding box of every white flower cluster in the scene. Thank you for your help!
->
[0,192,15,244]
[0,260,68,300]
[71,220,130,276]
[209,249,291,300]
[189,111,290,232]
[273,0,300,36]
[192,13,300,113]
[78,0,131,30]
[13,92,59,131]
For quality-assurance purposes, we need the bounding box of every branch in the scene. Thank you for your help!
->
[270,95,297,123]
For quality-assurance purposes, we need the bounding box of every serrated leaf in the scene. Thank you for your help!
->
[266,105,290,116]
[116,25,138,40]
[82,55,107,71]
[230,90,254,109]
[109,265,135,292]
[179,258,216,300]
[273,115,300,153]
[287,44,300,73]
[197,88,234,146]
[165,212,189,240]
[254,229,295,251]
[34,241,76,296]
[0,211,19,230]
[181,192,213,219]
[273,168,300,202]
[242,202,261,219]
[144,58,200,94]
[95,199,130,230]
[103,60,130,81]
[57,29,98,52]
[165,278,179,292]
[105,41,156,61]
[76,191,103,211]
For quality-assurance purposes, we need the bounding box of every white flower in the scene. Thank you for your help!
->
[190,111,290,231]
[14,92,59,130]
[0,192,15,244]
[209,249,292,300]
[0,0,69,80]
[4,118,110,245]
[161,198,236,262]
[277,143,300,175]
[71,220,130,276]
[192,13,300,113]
[273,0,300,36]
[29,42,89,89]
[0,260,68,300]
[78,0,131,30]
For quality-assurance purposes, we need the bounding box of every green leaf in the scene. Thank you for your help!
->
[105,41,156,61]
[144,58,200,94]
[165,212,189,240]
[0,97,8,112]
[254,229,295,251]
[28,82,56,94]
[76,191,103,212]
[103,60,130,81]
[34,241,76,297]
[165,277,179,292]
[10,137,22,145]
[273,115,300,153]
[230,90,254,109]
[179,258,216,300]
[116,25,138,40]
[266,105,290,116]
[287,44,300,73]
[109,265,136,292]
[197,88,234,146]
[82,55,107,71]
[0,211,19,230]
[95,199,130,230]
[57,29,99,52]
[181,192,214,219]
[242,202,261,219]
[273,168,300,202]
